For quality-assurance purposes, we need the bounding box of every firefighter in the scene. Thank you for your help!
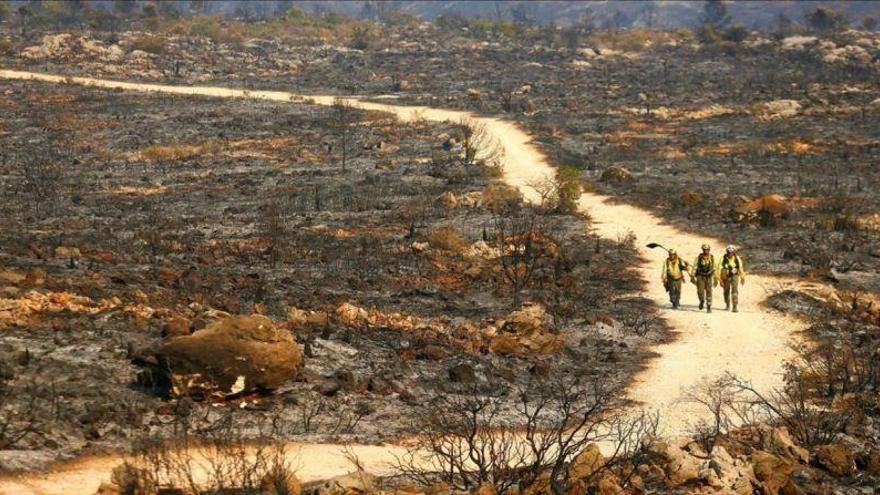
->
[720,245,746,312]
[693,244,719,313]
[661,249,689,309]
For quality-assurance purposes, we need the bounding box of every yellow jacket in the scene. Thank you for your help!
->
[692,254,719,282]
[720,254,746,282]
[661,257,688,282]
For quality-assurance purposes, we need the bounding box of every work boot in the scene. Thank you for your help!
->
[725,302,730,311]
[699,301,704,310]
[733,306,738,313]
[707,305,712,313]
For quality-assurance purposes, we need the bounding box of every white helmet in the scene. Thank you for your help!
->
[701,243,711,251]
[726,245,736,254]
[668,248,677,255]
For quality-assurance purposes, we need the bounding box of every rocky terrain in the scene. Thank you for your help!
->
[0,76,663,472]
[4,16,879,287]
[1,2,880,495]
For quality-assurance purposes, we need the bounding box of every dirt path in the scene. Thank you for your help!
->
[0,70,802,494]
[0,442,410,495]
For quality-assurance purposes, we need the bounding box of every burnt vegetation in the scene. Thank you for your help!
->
[1,0,880,493]
[0,69,659,476]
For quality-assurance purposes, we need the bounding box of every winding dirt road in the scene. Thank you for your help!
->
[0,70,802,495]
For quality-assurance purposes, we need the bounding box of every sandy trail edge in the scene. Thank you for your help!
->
[0,70,802,495]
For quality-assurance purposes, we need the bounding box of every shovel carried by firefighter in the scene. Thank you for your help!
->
[647,242,694,286]
[646,242,669,253]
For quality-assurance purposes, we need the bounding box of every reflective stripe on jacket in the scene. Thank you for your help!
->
[721,254,745,279]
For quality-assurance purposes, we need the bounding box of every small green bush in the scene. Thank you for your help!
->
[555,166,583,214]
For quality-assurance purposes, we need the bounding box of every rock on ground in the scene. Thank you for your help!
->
[754,425,810,464]
[600,165,635,185]
[703,446,756,495]
[569,443,605,482]
[316,470,376,495]
[814,443,857,477]
[751,450,796,495]
[650,438,706,487]
[153,314,303,399]
[757,100,801,120]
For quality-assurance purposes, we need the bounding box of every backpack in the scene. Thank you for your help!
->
[695,254,715,276]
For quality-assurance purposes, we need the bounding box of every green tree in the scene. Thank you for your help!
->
[554,166,583,214]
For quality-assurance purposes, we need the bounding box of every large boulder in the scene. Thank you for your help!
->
[703,446,756,495]
[487,334,521,355]
[650,438,706,487]
[335,302,368,327]
[501,304,547,335]
[154,314,302,399]
[595,474,622,495]
[286,307,329,328]
[489,304,564,356]
[814,443,856,477]
[750,451,796,495]
[754,425,809,464]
